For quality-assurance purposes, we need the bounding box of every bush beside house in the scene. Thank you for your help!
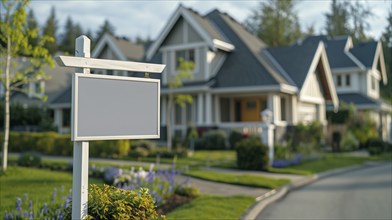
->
[236,136,269,171]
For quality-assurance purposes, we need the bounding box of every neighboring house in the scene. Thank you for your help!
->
[49,34,149,133]
[298,35,392,142]
[146,5,338,142]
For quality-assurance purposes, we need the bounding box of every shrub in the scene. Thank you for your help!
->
[229,130,243,149]
[195,129,228,150]
[367,138,385,155]
[175,186,200,198]
[274,144,291,160]
[63,184,161,220]
[340,132,359,151]
[17,152,42,167]
[89,140,131,158]
[236,136,269,171]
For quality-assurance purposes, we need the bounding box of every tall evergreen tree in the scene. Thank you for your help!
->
[325,0,351,37]
[381,10,392,102]
[244,0,302,46]
[60,16,82,54]
[94,19,115,47]
[27,9,39,47]
[42,6,58,54]
[349,1,372,42]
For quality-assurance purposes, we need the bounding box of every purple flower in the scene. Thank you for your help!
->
[51,188,57,202]
[15,197,22,211]
[28,200,33,209]
[29,211,34,220]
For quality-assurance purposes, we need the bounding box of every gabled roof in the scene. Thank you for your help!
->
[206,9,289,88]
[92,33,145,61]
[266,42,339,110]
[146,5,234,60]
[326,93,392,112]
[300,35,387,84]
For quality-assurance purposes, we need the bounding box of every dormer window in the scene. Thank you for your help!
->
[337,75,342,87]
[345,74,351,86]
[175,49,195,70]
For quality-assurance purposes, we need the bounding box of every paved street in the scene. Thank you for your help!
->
[257,162,392,220]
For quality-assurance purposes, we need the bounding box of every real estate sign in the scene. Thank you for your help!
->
[72,73,160,141]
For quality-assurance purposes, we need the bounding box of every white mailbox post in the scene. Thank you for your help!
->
[56,35,165,219]
[261,109,275,165]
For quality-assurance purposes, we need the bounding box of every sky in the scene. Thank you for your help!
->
[29,0,392,42]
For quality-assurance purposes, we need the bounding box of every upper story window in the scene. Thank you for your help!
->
[175,49,195,71]
[345,74,351,86]
[337,75,342,87]
[280,97,287,121]
[29,81,44,98]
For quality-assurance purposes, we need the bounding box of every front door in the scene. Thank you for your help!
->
[240,98,265,122]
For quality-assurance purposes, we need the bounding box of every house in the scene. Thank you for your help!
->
[298,35,391,142]
[145,5,338,142]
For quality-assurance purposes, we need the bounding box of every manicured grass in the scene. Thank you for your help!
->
[0,166,102,217]
[167,195,255,220]
[270,155,372,175]
[185,169,290,189]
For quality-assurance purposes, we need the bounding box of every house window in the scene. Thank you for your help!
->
[337,75,342,87]
[175,49,195,71]
[280,97,286,121]
[345,74,351,86]
[175,104,182,125]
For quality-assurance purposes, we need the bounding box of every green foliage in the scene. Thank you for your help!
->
[195,130,228,150]
[42,6,57,54]
[59,16,83,54]
[228,130,243,149]
[325,0,351,37]
[174,186,200,198]
[274,144,291,160]
[287,121,323,152]
[244,0,302,46]
[349,113,378,146]
[64,184,161,220]
[0,132,131,157]
[381,10,392,102]
[236,136,269,171]
[367,138,386,155]
[340,132,359,152]
[17,151,41,167]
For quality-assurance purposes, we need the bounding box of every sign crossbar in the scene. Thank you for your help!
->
[56,56,165,73]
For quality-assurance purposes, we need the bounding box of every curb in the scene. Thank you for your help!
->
[240,161,386,220]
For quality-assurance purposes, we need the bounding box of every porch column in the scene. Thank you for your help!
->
[267,94,279,123]
[205,93,212,125]
[214,95,220,124]
[292,96,298,124]
[54,108,63,133]
[161,96,167,126]
[197,93,204,125]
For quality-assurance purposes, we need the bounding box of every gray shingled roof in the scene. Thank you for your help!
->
[338,93,379,106]
[266,43,319,88]
[50,86,71,106]
[206,10,280,88]
[350,41,378,68]
[109,35,145,61]
[301,35,359,69]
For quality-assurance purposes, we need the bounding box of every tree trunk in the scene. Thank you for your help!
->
[166,94,173,151]
[2,33,11,171]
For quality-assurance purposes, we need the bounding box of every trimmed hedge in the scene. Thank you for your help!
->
[195,129,228,150]
[236,136,269,171]
[1,132,131,158]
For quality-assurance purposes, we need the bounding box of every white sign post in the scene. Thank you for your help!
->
[56,35,165,219]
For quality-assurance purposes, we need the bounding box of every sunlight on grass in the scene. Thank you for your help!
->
[186,169,290,189]
[167,195,254,220]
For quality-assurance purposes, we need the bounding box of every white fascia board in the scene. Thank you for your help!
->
[91,33,109,58]
[161,86,209,94]
[299,95,324,104]
[372,42,388,85]
[213,39,235,52]
[299,42,323,98]
[91,34,127,61]
[280,84,298,94]
[345,50,366,70]
[212,85,280,94]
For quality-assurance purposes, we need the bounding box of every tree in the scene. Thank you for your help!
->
[325,0,351,37]
[27,9,38,47]
[166,58,194,150]
[381,10,392,102]
[0,0,54,171]
[59,16,83,54]
[348,1,372,42]
[94,19,115,47]
[244,0,302,46]
[42,6,58,54]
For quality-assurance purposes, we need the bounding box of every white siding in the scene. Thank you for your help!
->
[302,71,323,99]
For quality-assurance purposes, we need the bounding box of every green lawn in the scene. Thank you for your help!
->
[185,169,290,189]
[269,154,376,175]
[0,166,102,217]
[167,195,255,220]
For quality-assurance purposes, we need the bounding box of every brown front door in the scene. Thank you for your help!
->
[240,98,262,122]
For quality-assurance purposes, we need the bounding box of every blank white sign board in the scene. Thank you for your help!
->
[72,73,160,141]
